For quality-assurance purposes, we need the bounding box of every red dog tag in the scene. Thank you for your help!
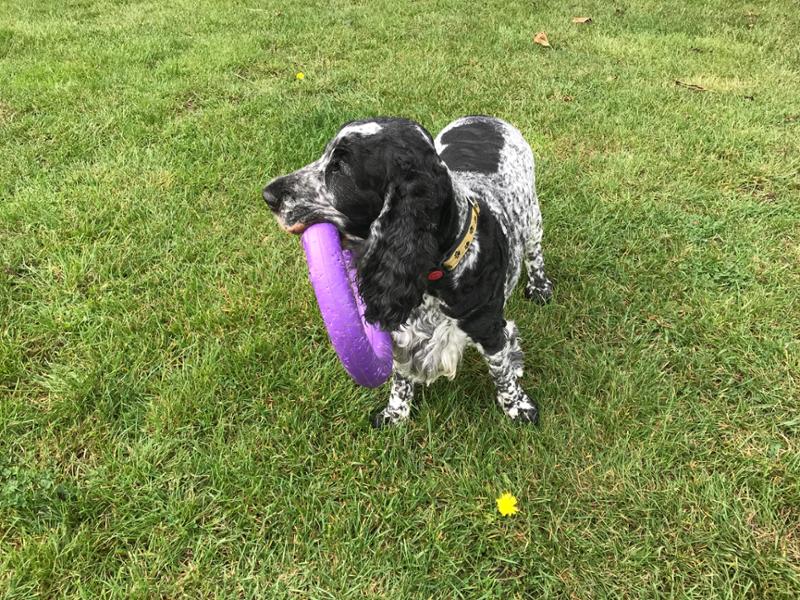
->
[427,269,444,281]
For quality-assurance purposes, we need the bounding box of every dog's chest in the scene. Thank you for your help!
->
[391,295,469,384]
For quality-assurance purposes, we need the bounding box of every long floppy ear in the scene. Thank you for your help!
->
[357,155,452,330]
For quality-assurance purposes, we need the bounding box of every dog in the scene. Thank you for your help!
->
[262,116,553,427]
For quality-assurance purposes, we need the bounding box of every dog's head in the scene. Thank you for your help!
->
[263,118,455,330]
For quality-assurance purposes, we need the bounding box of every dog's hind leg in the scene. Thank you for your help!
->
[372,373,414,428]
[523,204,553,304]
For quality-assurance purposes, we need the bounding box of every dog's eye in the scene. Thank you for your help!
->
[326,157,351,190]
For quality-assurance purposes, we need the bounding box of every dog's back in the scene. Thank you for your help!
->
[434,116,539,299]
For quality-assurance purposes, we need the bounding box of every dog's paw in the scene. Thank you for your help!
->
[371,407,408,429]
[524,278,553,305]
[499,393,539,426]
[512,402,539,425]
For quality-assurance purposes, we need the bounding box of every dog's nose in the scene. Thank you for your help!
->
[262,186,280,211]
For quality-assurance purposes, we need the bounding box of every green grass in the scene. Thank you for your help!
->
[1,0,799,597]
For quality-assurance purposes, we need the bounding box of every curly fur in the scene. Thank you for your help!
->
[262,116,553,427]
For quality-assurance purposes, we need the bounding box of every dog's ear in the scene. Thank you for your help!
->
[357,152,452,330]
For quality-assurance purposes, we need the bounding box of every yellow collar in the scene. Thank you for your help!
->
[442,200,480,270]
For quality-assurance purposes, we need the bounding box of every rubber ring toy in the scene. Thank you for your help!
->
[301,223,392,388]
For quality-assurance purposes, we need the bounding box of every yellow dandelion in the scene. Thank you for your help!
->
[295,72,305,80]
[496,492,518,517]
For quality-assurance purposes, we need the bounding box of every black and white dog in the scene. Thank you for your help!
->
[262,116,553,427]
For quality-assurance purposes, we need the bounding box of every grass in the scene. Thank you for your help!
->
[1,0,799,597]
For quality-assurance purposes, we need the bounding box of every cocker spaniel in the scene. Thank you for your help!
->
[262,116,553,427]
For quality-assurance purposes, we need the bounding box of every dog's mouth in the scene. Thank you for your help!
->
[276,209,348,237]
[275,213,312,235]
[284,222,308,234]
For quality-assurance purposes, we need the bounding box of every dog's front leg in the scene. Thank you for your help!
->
[372,373,414,428]
[463,318,539,425]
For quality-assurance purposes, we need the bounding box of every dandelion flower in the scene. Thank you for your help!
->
[496,492,518,516]
[296,72,305,80]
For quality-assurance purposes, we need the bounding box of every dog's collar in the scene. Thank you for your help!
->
[427,199,480,282]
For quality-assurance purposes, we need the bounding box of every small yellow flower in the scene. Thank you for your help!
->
[295,72,305,80]
[496,492,519,517]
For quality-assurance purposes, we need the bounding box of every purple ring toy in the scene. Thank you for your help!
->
[301,223,392,388]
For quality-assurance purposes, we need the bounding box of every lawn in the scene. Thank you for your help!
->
[1,0,799,597]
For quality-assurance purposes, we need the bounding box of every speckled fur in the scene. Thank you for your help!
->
[262,116,552,427]
[437,116,537,298]
[373,117,551,425]
[391,295,469,385]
